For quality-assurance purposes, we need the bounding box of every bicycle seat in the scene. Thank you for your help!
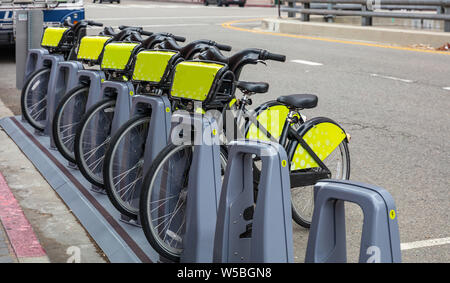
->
[277,94,318,109]
[237,81,269,94]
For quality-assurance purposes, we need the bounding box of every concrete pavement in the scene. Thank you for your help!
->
[0,220,16,263]
[0,0,448,263]
[0,96,107,263]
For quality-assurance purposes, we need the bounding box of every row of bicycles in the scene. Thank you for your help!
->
[21,19,351,261]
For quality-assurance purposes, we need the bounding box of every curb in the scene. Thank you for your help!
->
[0,172,50,263]
[131,0,275,7]
[261,18,450,48]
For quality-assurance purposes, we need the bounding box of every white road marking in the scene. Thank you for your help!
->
[401,237,450,251]
[370,73,414,83]
[443,87,450,91]
[291,59,323,66]
[93,15,272,21]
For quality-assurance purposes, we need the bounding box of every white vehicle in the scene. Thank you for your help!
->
[0,0,85,45]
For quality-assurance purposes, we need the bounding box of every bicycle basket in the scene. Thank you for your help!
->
[77,36,113,64]
[100,42,141,72]
[169,61,233,107]
[41,27,70,50]
[131,50,180,85]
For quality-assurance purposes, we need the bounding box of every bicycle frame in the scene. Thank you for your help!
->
[225,97,333,187]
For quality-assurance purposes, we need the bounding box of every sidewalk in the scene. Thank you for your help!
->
[0,173,49,263]
[0,220,17,263]
[0,57,108,263]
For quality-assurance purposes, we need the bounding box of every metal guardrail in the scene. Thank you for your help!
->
[280,0,450,32]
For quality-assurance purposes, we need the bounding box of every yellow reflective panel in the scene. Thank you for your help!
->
[246,105,290,141]
[101,42,140,70]
[170,61,225,101]
[132,51,177,83]
[291,122,346,170]
[41,27,68,47]
[77,36,112,61]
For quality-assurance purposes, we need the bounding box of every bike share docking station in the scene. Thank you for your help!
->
[9,28,402,262]
[4,49,167,263]
[172,113,295,263]
[90,80,173,224]
[175,113,401,262]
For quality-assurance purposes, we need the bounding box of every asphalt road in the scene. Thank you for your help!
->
[1,0,449,262]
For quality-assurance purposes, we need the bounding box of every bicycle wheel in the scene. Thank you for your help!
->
[289,129,350,228]
[21,68,50,131]
[74,98,115,187]
[103,115,150,219]
[140,143,227,262]
[52,85,89,163]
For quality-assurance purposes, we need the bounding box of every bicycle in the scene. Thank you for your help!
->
[139,47,350,261]
[101,38,239,220]
[20,19,108,132]
[51,26,155,164]
[72,34,232,190]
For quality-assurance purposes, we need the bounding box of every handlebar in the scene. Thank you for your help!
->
[260,50,286,62]
[87,20,103,27]
[215,43,232,52]
[172,35,186,43]
[199,47,286,79]
[118,25,152,36]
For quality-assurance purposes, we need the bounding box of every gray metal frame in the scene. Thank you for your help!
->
[179,115,222,263]
[116,94,172,225]
[214,140,294,263]
[45,61,84,149]
[305,179,402,263]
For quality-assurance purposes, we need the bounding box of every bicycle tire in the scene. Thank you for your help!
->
[52,85,89,163]
[103,115,150,219]
[20,67,51,131]
[74,98,115,187]
[140,143,228,262]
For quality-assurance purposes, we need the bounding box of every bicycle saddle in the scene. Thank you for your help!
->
[277,94,318,109]
[236,81,269,94]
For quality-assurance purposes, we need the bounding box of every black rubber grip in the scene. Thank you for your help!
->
[140,30,153,36]
[119,25,142,30]
[266,52,286,62]
[172,35,186,42]
[216,43,232,52]
[88,21,103,27]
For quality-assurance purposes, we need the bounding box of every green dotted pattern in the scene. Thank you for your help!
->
[101,42,140,70]
[132,50,177,83]
[77,36,112,61]
[41,27,68,47]
[246,105,290,142]
[291,122,346,170]
[170,61,225,101]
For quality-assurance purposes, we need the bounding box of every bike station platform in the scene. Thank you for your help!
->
[0,116,162,263]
